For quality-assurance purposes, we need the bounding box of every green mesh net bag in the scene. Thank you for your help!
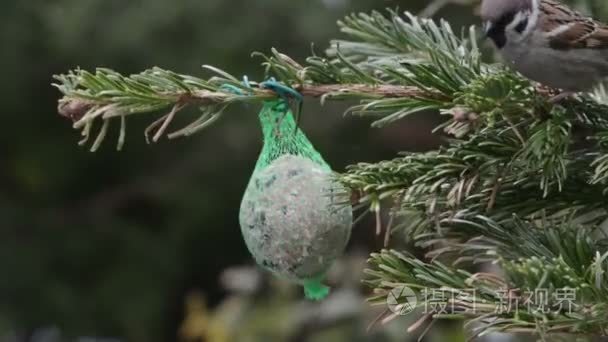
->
[239,99,353,300]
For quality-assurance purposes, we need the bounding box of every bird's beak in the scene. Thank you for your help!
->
[483,21,493,37]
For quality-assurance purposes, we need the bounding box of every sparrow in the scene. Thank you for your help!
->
[480,0,608,100]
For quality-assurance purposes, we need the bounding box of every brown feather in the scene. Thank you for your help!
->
[540,0,608,49]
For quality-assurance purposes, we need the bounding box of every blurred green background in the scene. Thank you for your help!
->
[0,1,477,341]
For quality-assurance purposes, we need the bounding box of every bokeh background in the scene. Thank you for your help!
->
[0,1,478,341]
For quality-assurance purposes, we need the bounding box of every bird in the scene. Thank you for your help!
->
[480,0,608,101]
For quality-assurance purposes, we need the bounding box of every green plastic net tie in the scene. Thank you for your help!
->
[253,100,330,173]
[303,275,330,301]
[259,78,303,129]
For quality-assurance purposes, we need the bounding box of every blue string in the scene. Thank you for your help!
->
[219,76,303,129]
[219,76,254,96]
[259,77,303,103]
[219,84,246,95]
[259,77,303,126]
[220,76,302,101]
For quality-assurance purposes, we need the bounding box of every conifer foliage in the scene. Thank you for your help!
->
[53,1,608,339]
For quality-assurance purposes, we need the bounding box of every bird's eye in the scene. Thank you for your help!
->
[514,17,528,33]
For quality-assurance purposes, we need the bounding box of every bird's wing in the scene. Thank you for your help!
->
[540,0,608,49]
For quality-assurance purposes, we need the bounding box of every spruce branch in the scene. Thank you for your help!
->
[54,11,607,152]
[366,246,608,339]
[339,128,607,239]
[54,66,440,151]
[53,11,486,150]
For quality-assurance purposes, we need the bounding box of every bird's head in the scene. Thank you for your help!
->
[480,0,534,47]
